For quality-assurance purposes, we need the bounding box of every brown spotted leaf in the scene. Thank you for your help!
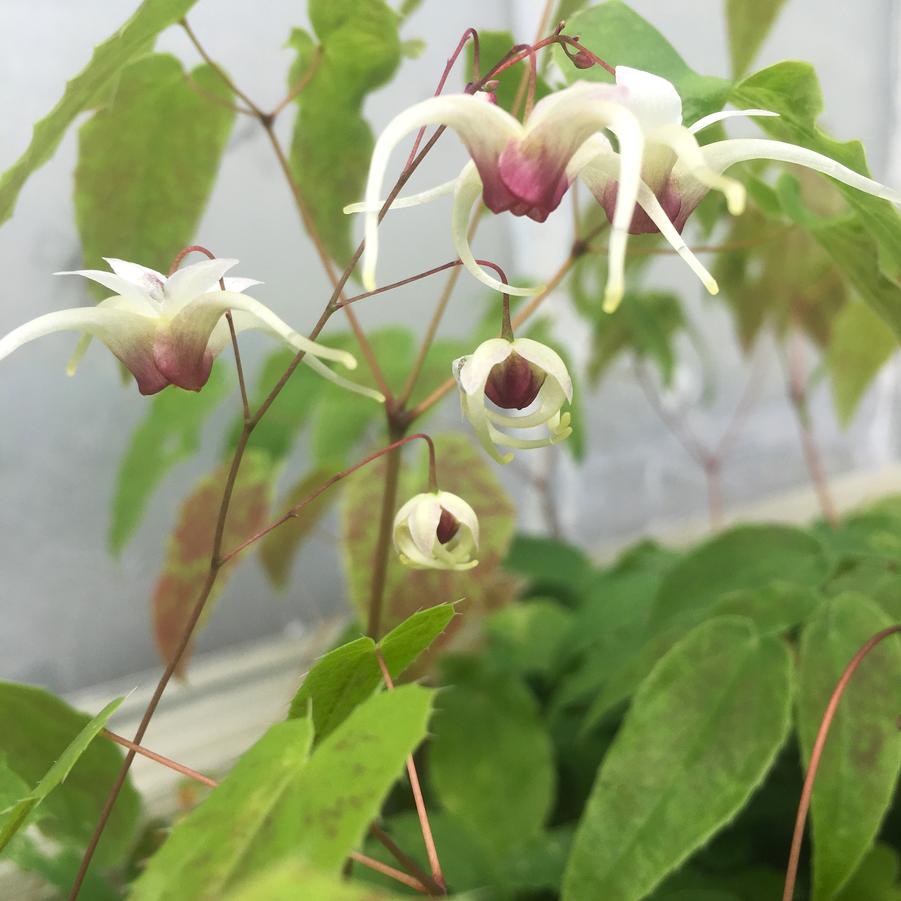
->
[341,434,517,643]
[152,450,273,673]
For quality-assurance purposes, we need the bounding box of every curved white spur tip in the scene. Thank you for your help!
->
[725,182,746,215]
[705,276,720,296]
[362,267,378,293]
[602,282,625,314]
[343,201,366,215]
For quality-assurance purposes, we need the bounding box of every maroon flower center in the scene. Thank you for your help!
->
[484,352,546,410]
[436,508,460,545]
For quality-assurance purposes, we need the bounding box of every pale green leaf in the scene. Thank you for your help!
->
[485,600,573,676]
[562,617,793,901]
[0,683,140,867]
[288,603,455,740]
[75,55,235,287]
[429,674,555,853]
[0,0,199,225]
[129,719,315,901]
[0,696,124,851]
[725,0,787,77]
[110,367,229,554]
[797,593,901,900]
[553,1,730,124]
[835,844,901,901]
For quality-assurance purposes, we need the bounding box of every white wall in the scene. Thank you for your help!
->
[0,0,897,690]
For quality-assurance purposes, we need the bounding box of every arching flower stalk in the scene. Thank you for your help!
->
[393,490,480,571]
[454,331,573,465]
[570,66,901,307]
[0,257,382,400]
[346,80,649,312]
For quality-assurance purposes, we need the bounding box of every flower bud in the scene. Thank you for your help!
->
[393,491,479,571]
[453,337,573,464]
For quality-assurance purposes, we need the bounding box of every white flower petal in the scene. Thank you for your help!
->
[485,378,567,429]
[164,258,239,311]
[409,493,443,557]
[223,276,263,294]
[436,491,480,548]
[451,163,540,296]
[615,66,683,129]
[699,138,901,205]
[688,109,779,134]
[455,338,513,396]
[362,95,521,290]
[55,268,155,308]
[462,391,514,465]
[511,338,573,401]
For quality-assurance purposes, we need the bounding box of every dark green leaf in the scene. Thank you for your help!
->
[503,533,593,604]
[288,603,454,740]
[0,0,199,225]
[290,1,401,265]
[484,600,573,677]
[0,683,140,867]
[835,844,901,901]
[553,1,730,124]
[152,450,273,674]
[563,617,793,901]
[129,719,315,900]
[797,593,901,899]
[110,367,229,554]
[75,55,235,291]
[725,0,787,77]
[0,696,124,851]
[429,675,555,853]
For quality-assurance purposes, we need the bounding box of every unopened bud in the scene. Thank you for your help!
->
[484,352,546,409]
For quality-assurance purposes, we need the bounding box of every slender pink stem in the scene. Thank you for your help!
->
[782,624,901,901]
[102,730,218,789]
[350,852,429,894]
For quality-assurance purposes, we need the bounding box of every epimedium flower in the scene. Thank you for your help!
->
[453,336,572,465]
[569,65,901,306]
[393,490,479,571]
[346,81,649,311]
[0,257,383,400]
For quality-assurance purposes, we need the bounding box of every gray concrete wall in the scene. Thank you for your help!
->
[0,0,897,691]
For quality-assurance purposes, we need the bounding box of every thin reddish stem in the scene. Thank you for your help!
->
[376,651,446,893]
[102,730,218,789]
[370,824,443,896]
[782,624,901,901]
[350,852,429,894]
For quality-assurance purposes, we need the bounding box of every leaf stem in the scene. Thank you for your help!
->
[782,623,901,901]
[101,730,218,789]
[268,44,323,119]
[350,851,430,894]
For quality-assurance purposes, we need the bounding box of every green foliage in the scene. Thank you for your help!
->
[288,603,455,740]
[725,0,787,77]
[797,594,901,900]
[130,719,315,900]
[289,0,402,265]
[563,617,793,901]
[74,55,235,289]
[110,367,229,553]
[0,683,140,868]
[342,433,517,634]
[733,62,901,291]
[553,1,730,123]
[429,670,556,854]
[0,695,123,851]
[835,844,901,901]
[152,449,273,673]
[0,0,199,225]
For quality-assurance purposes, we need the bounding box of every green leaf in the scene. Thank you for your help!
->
[827,300,897,426]
[429,674,555,853]
[484,600,573,677]
[129,719,315,900]
[725,0,787,78]
[290,1,401,265]
[562,617,793,901]
[110,367,229,553]
[0,0,199,225]
[553,1,730,124]
[732,61,901,286]
[503,534,593,605]
[0,683,140,867]
[835,844,901,901]
[225,858,408,900]
[0,696,124,851]
[75,55,235,289]
[255,686,434,874]
[259,467,339,588]
[152,450,273,674]
[797,593,901,900]
[651,524,828,630]
[342,433,518,636]
[288,603,454,740]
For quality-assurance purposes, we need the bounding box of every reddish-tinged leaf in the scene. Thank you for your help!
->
[152,450,273,673]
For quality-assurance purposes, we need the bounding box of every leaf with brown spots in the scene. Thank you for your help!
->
[341,433,518,642]
[152,450,273,674]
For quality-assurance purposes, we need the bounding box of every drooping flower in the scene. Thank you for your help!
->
[453,337,572,464]
[0,257,382,400]
[347,81,650,311]
[570,66,901,305]
[393,490,479,571]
